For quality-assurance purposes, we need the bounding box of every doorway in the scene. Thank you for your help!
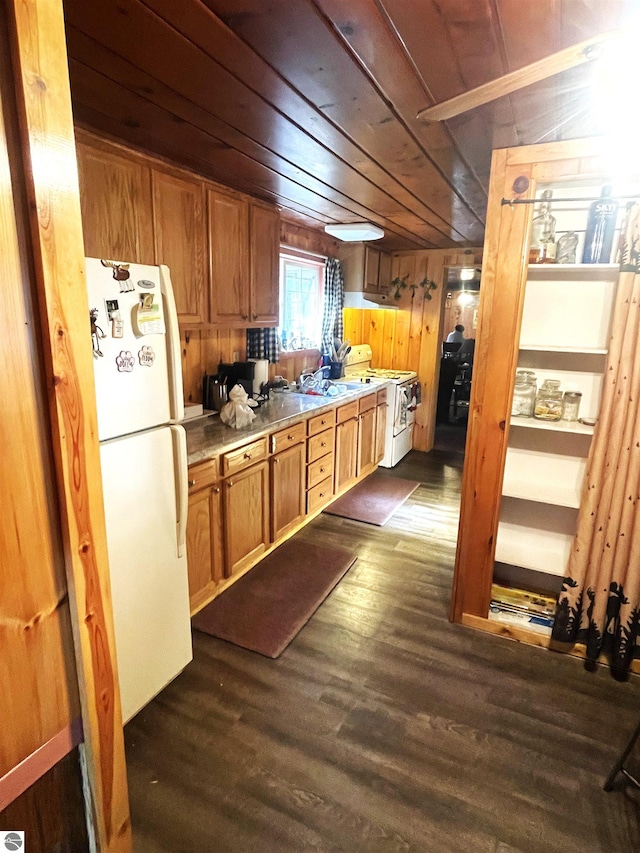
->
[434,264,481,454]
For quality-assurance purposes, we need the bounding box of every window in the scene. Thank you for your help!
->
[279,252,325,352]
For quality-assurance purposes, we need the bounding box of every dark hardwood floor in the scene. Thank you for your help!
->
[125,449,640,853]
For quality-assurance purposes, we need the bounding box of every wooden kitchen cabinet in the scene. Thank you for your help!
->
[450,136,622,645]
[186,457,224,613]
[76,138,155,264]
[334,402,359,493]
[375,387,388,463]
[223,460,270,577]
[208,187,250,325]
[339,242,392,299]
[356,394,377,477]
[152,169,207,325]
[250,203,280,325]
[271,442,305,542]
[207,188,280,327]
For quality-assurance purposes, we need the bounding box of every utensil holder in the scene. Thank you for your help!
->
[329,361,343,379]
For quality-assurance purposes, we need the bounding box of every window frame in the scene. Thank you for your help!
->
[278,249,326,353]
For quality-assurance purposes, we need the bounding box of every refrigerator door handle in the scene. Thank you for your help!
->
[159,264,185,423]
[170,424,189,558]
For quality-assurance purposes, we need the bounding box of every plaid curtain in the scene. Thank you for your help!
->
[246,328,279,363]
[321,257,344,355]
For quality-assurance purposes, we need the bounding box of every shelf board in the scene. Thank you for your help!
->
[502,447,586,509]
[527,263,618,280]
[495,521,573,576]
[518,344,607,354]
[510,417,594,435]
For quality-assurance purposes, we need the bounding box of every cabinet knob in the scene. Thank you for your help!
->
[242,314,248,321]
[213,486,220,494]
[227,480,234,488]
[287,434,295,440]
[244,452,252,459]
[320,467,325,474]
[188,479,196,487]
[319,492,325,498]
[320,442,326,448]
[253,314,258,321]
[273,457,279,465]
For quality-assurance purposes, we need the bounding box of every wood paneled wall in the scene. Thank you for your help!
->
[344,248,482,452]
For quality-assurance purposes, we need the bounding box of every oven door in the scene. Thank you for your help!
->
[393,383,411,436]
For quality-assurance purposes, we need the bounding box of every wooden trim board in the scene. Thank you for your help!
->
[8,1,131,849]
[0,720,83,813]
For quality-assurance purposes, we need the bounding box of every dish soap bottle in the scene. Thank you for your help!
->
[582,186,618,264]
[529,190,557,264]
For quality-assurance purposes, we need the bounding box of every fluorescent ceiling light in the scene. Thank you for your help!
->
[324,223,384,241]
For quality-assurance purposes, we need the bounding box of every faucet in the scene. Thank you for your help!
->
[299,368,326,392]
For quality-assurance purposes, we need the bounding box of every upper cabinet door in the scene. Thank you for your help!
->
[76,142,155,265]
[152,170,207,326]
[208,188,249,325]
[249,203,280,326]
[363,246,380,294]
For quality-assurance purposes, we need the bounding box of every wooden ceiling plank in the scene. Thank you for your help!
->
[309,0,488,221]
[65,26,445,247]
[143,0,483,240]
[69,69,440,249]
[64,0,473,246]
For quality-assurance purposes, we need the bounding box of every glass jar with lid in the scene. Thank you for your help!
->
[561,390,582,422]
[534,379,563,421]
[512,371,537,417]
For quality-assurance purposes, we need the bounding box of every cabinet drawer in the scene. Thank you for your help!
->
[307,455,334,490]
[270,421,306,454]
[221,436,268,477]
[307,476,333,514]
[358,393,376,414]
[307,409,336,437]
[376,387,388,405]
[336,401,358,424]
[307,427,334,464]
[188,457,219,491]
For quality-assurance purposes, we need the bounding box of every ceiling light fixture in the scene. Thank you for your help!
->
[324,223,384,241]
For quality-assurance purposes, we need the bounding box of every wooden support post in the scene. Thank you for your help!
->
[7,0,131,849]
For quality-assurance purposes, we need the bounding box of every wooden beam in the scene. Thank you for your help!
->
[417,32,616,123]
[7,1,131,850]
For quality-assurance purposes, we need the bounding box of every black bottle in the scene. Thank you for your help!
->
[582,186,618,264]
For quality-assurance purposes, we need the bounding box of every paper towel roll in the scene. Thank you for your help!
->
[248,358,269,395]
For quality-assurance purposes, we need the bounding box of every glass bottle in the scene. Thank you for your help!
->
[534,379,563,421]
[529,190,557,264]
[582,186,618,264]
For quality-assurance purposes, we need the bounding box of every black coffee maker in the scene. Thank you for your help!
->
[203,362,256,410]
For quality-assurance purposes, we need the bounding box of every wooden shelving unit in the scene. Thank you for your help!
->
[450,137,631,653]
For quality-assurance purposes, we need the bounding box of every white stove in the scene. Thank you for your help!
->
[341,345,420,467]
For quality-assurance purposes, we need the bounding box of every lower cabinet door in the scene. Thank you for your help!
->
[357,407,377,477]
[223,460,270,576]
[186,484,224,613]
[335,417,358,492]
[375,402,387,463]
[271,442,305,541]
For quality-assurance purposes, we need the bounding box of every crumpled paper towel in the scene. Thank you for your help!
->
[220,383,258,428]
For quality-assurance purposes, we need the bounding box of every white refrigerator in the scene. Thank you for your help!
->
[86,257,192,723]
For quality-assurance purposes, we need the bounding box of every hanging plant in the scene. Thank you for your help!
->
[390,274,438,301]
[418,276,438,300]
[391,273,409,300]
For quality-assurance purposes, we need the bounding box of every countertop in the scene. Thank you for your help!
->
[184,384,386,465]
